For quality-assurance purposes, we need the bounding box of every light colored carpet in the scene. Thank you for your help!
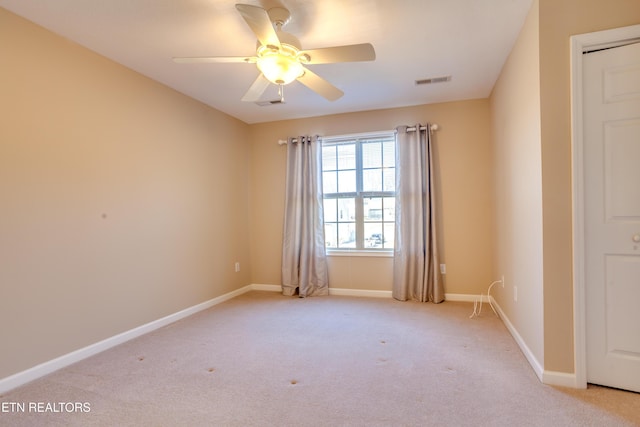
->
[1,291,638,426]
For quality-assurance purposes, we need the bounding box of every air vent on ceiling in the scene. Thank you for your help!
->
[415,75,452,85]
[255,99,285,107]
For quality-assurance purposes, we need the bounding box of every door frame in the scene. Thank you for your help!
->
[570,24,640,389]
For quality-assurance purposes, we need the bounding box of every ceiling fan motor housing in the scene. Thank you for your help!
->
[267,7,291,27]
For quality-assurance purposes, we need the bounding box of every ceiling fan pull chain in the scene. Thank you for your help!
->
[278,84,285,102]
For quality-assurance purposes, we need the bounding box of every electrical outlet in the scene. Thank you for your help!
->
[440,264,446,274]
[514,286,518,302]
[235,262,240,273]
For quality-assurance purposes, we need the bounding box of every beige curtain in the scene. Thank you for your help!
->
[281,135,329,297]
[393,124,443,303]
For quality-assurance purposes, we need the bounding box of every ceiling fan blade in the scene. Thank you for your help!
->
[173,56,256,64]
[241,74,271,102]
[300,43,376,64]
[235,4,280,49]
[297,67,344,101]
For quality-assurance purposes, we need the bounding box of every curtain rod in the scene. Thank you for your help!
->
[407,123,439,132]
[277,123,439,145]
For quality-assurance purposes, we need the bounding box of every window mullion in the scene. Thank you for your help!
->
[355,139,364,250]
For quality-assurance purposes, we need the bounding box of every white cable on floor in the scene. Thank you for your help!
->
[469,280,502,318]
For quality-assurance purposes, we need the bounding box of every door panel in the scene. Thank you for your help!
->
[604,120,640,221]
[604,64,640,103]
[584,41,640,393]
[605,255,640,355]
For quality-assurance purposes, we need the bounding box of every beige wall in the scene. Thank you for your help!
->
[0,9,251,378]
[490,0,544,367]
[491,0,640,375]
[538,0,640,373]
[249,100,494,296]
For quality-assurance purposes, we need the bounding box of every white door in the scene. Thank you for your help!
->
[584,41,640,393]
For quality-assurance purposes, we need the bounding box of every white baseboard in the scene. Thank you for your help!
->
[490,296,544,382]
[0,285,255,394]
[444,293,478,302]
[251,283,393,298]
[329,288,392,298]
[542,370,581,388]
[253,284,477,301]
[4,284,573,394]
[490,296,579,388]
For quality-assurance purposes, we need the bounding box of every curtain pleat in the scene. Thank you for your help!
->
[281,135,329,297]
[393,125,443,303]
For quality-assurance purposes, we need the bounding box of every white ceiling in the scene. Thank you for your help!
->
[0,0,533,124]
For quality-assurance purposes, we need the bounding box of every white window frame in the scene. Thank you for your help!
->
[321,130,396,256]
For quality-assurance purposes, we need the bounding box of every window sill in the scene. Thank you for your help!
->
[327,250,394,258]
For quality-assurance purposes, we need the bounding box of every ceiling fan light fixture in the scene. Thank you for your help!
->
[256,50,303,85]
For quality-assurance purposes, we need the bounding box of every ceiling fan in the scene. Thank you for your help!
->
[173,3,376,103]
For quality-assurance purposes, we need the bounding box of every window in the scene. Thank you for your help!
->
[322,132,396,251]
